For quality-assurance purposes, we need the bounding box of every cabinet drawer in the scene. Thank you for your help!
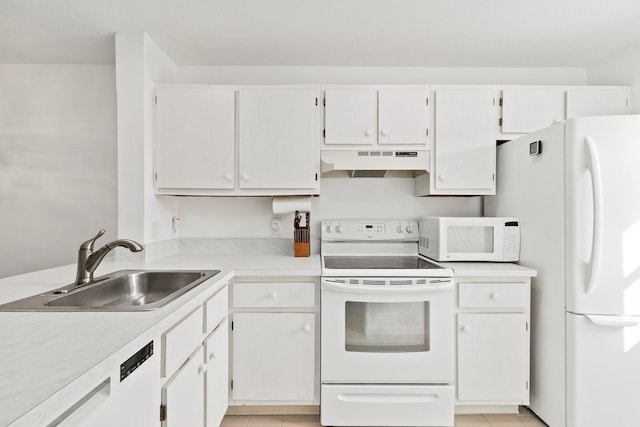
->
[162,307,203,377]
[458,282,529,309]
[233,282,315,308]
[204,286,228,334]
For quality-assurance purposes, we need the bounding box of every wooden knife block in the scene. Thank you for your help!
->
[294,229,310,257]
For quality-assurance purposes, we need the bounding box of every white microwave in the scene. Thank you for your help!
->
[418,217,520,262]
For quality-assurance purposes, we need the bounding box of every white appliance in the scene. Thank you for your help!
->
[320,219,455,427]
[485,115,640,427]
[418,216,520,262]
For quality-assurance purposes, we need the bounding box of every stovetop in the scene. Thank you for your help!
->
[323,256,443,270]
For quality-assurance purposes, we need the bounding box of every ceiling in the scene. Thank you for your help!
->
[2,0,640,67]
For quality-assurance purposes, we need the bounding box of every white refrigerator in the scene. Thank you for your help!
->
[485,115,640,427]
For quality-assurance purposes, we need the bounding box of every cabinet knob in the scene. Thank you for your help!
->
[209,351,216,360]
[461,325,471,333]
[491,292,500,300]
[364,129,372,136]
[223,174,233,183]
[303,324,312,332]
[380,129,388,136]
[269,292,278,299]
[198,363,208,375]
[241,174,249,182]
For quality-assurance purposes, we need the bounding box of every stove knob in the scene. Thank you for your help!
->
[396,225,404,233]
[406,225,415,234]
[325,224,332,233]
[335,224,343,233]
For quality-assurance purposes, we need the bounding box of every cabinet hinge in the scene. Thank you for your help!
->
[323,129,326,138]
[154,173,157,181]
[323,97,326,107]
[526,321,529,331]
[426,97,429,106]
[627,98,630,107]
[155,95,158,105]
[160,404,167,422]
[315,97,318,106]
[499,118,503,127]
[231,379,234,390]
[526,380,529,390]
[499,97,503,106]
[426,128,429,137]
[231,321,234,331]
[315,173,318,181]
[492,173,495,182]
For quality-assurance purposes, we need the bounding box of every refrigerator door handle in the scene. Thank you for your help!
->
[585,136,603,295]
[585,314,640,328]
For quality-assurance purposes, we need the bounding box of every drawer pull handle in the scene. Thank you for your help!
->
[269,292,278,299]
[491,292,500,300]
[461,325,471,333]
[303,324,312,332]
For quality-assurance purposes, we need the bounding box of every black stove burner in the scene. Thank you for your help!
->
[323,256,442,270]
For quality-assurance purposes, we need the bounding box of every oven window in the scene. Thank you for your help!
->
[447,226,494,253]
[345,301,430,352]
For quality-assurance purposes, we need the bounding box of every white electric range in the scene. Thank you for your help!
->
[320,219,455,427]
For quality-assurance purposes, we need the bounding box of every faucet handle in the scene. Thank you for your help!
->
[79,229,105,250]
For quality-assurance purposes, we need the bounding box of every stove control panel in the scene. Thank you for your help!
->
[322,220,418,241]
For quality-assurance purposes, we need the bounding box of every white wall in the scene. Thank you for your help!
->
[116,32,177,244]
[588,40,640,113]
[178,178,482,240]
[0,64,117,278]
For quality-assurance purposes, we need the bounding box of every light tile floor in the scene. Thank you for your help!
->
[221,407,548,427]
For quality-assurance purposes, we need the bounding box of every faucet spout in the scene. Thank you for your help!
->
[75,231,144,285]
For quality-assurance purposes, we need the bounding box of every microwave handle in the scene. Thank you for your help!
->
[321,279,452,295]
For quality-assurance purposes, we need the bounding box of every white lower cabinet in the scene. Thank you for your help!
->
[162,346,206,427]
[205,318,229,427]
[455,278,531,412]
[160,284,230,426]
[231,280,318,406]
[232,312,315,401]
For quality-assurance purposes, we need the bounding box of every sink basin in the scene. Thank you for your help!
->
[0,270,220,311]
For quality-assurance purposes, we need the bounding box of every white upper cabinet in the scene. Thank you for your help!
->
[324,85,430,148]
[501,88,565,134]
[238,88,319,190]
[324,88,378,145]
[155,84,320,195]
[424,87,497,195]
[565,88,631,119]
[378,89,430,145]
[155,85,236,190]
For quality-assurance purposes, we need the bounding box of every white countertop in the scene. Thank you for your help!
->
[0,253,320,427]
[439,262,537,278]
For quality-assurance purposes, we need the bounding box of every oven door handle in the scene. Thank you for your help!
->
[321,279,452,295]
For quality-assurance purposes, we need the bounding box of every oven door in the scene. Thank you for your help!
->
[321,277,454,384]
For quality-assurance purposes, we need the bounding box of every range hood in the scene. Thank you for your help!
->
[320,150,430,178]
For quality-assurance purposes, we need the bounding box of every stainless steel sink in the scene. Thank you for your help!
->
[0,270,220,311]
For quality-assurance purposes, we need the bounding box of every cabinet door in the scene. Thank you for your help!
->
[324,89,378,145]
[155,86,235,189]
[233,313,315,401]
[205,319,229,427]
[238,88,318,189]
[378,89,429,145]
[565,89,630,119]
[161,346,205,427]
[501,88,564,133]
[457,313,529,401]
[434,89,496,192]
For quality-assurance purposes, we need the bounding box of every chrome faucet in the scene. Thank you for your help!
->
[75,229,144,285]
